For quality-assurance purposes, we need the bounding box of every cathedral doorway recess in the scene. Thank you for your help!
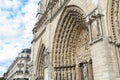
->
[52,5,94,80]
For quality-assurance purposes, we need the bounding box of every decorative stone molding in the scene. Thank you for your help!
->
[110,0,120,46]
[107,0,120,78]
[35,44,45,80]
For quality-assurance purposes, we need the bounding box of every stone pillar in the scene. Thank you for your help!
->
[61,68,64,80]
[72,67,76,80]
[68,68,71,80]
[88,61,94,80]
[92,0,115,80]
[76,64,80,80]
[58,69,61,80]
[90,40,115,80]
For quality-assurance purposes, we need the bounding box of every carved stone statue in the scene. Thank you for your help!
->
[83,63,88,80]
[91,20,99,40]
[88,12,103,43]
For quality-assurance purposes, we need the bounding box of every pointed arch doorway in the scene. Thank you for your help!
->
[52,5,94,80]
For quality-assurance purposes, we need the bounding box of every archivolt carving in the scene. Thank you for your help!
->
[52,5,93,80]
[36,44,45,80]
[109,0,120,77]
[110,0,120,45]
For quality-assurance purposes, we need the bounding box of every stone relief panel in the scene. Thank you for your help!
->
[86,9,103,44]
[91,20,99,40]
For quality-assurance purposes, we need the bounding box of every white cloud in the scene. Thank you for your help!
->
[0,0,21,10]
[0,66,6,76]
[0,0,38,76]
[0,44,19,62]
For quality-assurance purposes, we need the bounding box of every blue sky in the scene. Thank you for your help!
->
[0,0,38,76]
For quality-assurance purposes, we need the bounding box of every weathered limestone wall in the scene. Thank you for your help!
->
[68,0,98,15]
[31,0,119,80]
[91,40,115,80]
[89,0,116,80]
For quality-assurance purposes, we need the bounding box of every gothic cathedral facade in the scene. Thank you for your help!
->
[31,0,120,80]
